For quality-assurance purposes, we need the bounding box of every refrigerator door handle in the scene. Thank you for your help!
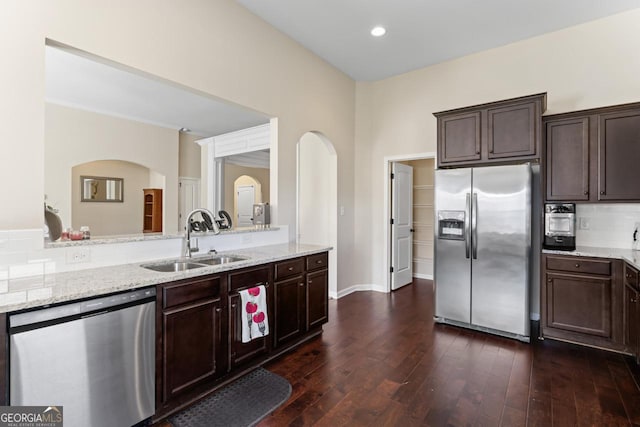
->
[465,193,471,259]
[472,192,478,259]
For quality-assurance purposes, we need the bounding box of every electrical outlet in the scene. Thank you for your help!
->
[578,217,590,230]
[66,247,91,264]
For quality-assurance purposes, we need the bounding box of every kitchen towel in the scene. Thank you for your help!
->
[239,285,269,343]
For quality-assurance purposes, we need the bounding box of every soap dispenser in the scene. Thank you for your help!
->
[633,222,640,251]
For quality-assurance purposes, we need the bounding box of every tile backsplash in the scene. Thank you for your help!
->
[0,227,289,282]
[576,204,640,249]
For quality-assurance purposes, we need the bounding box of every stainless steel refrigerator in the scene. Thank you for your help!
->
[434,164,531,341]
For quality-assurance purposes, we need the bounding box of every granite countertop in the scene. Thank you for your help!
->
[44,226,279,248]
[0,243,330,314]
[542,246,640,270]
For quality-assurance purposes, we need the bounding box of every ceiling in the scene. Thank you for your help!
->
[45,45,270,137]
[237,0,640,81]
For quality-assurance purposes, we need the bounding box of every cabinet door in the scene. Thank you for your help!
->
[438,112,481,164]
[162,299,222,402]
[545,273,611,338]
[487,101,537,159]
[598,109,640,200]
[273,276,305,347]
[228,292,269,371]
[624,284,639,355]
[307,269,328,329]
[545,117,590,201]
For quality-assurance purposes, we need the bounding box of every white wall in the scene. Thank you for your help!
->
[354,10,640,309]
[1,0,355,292]
[45,103,179,233]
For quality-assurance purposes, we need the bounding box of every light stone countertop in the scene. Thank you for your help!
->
[0,243,330,314]
[542,246,640,270]
[44,226,279,248]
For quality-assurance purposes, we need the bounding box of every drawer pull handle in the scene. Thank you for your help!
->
[216,307,222,313]
[316,260,323,264]
[309,280,313,284]
[584,191,588,195]
[288,267,294,271]
[231,304,236,308]
[632,298,637,303]
[548,279,552,283]
[575,263,580,268]
[299,283,304,287]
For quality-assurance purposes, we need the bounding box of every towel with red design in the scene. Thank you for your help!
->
[239,285,269,343]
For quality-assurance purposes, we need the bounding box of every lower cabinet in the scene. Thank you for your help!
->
[541,254,623,350]
[155,251,329,420]
[307,268,329,329]
[624,262,640,361]
[158,275,225,406]
[274,275,306,347]
[273,253,329,348]
[228,265,272,371]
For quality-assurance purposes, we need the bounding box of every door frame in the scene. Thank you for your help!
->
[383,151,436,293]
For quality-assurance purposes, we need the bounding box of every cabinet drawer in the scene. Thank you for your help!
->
[274,257,304,281]
[163,276,221,309]
[625,262,639,289]
[546,256,611,276]
[229,266,270,292]
[306,252,328,272]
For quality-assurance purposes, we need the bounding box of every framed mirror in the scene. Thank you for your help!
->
[80,176,124,202]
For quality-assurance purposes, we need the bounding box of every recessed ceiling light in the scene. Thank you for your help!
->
[371,26,386,37]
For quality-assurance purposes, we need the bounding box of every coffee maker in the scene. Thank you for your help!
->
[543,203,576,251]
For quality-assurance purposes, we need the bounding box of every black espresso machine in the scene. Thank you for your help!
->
[543,203,576,251]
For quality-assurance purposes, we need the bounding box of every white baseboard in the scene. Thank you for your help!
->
[530,312,540,321]
[332,284,388,299]
[413,273,433,280]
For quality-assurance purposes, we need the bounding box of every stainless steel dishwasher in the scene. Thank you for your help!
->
[9,287,156,427]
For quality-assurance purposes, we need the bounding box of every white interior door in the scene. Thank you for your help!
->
[237,185,255,226]
[391,163,414,290]
[178,178,200,231]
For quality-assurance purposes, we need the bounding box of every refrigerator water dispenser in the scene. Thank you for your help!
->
[438,210,465,241]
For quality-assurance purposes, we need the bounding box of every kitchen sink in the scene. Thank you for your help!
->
[141,255,248,272]
[141,261,207,272]
[196,255,248,265]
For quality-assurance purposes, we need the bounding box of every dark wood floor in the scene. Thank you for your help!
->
[255,279,640,426]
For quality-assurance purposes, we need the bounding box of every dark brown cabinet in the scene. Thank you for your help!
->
[434,93,546,168]
[227,265,272,371]
[541,254,623,350]
[154,251,329,421]
[306,253,329,329]
[544,103,640,202]
[624,262,640,361]
[598,109,640,200]
[158,275,224,405]
[545,117,590,200]
[273,253,329,348]
[273,257,306,347]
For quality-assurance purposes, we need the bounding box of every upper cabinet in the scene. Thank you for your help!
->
[544,103,640,202]
[434,93,546,168]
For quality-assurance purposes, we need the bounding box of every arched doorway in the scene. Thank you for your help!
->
[297,132,338,298]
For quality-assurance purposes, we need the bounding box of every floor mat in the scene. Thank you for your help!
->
[169,368,292,427]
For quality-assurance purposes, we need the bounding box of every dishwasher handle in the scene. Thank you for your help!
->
[9,287,156,330]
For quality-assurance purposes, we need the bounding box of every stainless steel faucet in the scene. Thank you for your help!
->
[185,208,220,258]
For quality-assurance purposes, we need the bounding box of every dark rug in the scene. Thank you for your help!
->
[169,368,292,427]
